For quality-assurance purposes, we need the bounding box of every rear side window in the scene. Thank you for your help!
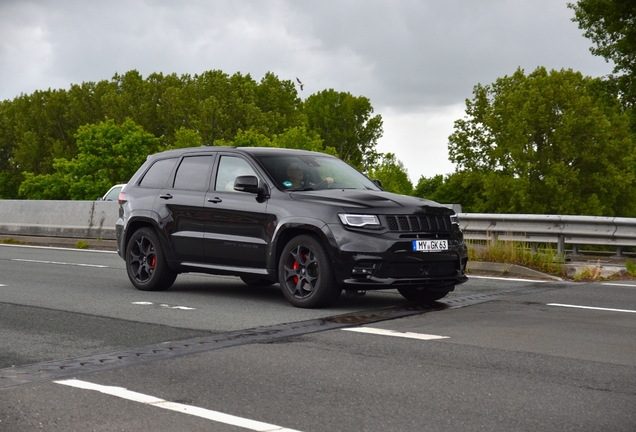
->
[173,155,214,190]
[139,158,178,188]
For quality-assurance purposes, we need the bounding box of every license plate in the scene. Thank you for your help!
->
[412,239,448,252]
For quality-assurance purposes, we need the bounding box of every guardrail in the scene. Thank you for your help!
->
[0,200,634,256]
[459,213,636,256]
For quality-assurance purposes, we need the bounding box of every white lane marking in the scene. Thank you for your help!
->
[161,304,196,310]
[132,302,196,310]
[342,327,449,340]
[547,303,636,314]
[55,379,301,432]
[1,243,116,253]
[602,283,636,288]
[11,258,107,268]
[468,275,550,283]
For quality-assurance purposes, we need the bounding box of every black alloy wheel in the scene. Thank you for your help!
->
[279,235,340,308]
[126,227,177,291]
[397,285,453,302]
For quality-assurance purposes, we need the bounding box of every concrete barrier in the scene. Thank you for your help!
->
[0,200,119,240]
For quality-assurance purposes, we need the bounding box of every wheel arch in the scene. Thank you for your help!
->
[269,221,338,281]
[123,216,176,263]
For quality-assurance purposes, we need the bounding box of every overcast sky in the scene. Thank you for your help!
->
[0,0,614,182]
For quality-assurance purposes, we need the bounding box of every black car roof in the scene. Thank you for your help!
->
[146,146,336,161]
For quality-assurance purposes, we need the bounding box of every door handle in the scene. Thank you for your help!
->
[207,197,222,203]
[159,194,173,200]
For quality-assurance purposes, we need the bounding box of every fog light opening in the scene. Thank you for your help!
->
[351,261,378,279]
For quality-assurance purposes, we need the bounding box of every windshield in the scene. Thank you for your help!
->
[255,154,381,191]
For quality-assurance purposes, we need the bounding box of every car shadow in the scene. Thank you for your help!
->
[164,277,409,310]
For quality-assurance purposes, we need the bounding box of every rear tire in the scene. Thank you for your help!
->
[126,227,177,291]
[397,286,453,302]
[278,235,341,308]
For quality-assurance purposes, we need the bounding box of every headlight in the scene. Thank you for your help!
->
[450,214,460,225]
[338,213,380,228]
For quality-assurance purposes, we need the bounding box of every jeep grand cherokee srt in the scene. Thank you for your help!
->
[116,146,468,308]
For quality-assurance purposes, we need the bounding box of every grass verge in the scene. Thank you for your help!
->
[1,238,26,245]
[467,239,568,278]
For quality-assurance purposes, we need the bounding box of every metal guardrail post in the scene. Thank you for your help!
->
[557,234,565,255]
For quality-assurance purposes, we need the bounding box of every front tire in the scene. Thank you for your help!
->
[397,286,453,302]
[126,227,177,291]
[279,235,341,308]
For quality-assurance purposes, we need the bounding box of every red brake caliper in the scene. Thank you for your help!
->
[150,256,156,268]
[292,261,299,284]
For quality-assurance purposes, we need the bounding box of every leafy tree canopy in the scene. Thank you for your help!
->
[367,153,413,196]
[304,89,383,171]
[414,174,445,199]
[223,126,338,156]
[414,172,486,211]
[19,118,161,200]
[569,0,636,105]
[1,69,386,199]
[446,66,636,216]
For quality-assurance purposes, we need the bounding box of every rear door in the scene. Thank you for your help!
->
[203,154,270,269]
[154,154,215,263]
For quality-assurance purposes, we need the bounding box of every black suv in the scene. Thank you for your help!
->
[116,146,468,308]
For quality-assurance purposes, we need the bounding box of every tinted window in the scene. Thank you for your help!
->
[173,156,214,190]
[215,156,258,192]
[255,154,381,191]
[139,158,178,188]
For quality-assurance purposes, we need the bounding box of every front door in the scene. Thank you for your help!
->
[204,154,269,269]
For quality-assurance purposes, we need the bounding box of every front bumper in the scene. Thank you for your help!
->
[327,223,468,289]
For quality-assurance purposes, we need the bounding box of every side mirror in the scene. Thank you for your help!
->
[371,179,384,189]
[234,175,265,194]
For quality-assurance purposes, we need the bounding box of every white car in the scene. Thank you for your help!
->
[98,184,126,201]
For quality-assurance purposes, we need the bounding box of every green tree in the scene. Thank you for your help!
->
[448,67,636,216]
[227,126,338,156]
[569,0,636,106]
[414,174,445,199]
[1,68,383,198]
[414,172,486,211]
[255,72,305,134]
[18,172,71,200]
[304,89,383,171]
[171,127,202,149]
[367,153,413,195]
[19,118,160,200]
[271,126,334,154]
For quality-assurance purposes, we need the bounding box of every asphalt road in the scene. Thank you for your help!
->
[0,244,634,431]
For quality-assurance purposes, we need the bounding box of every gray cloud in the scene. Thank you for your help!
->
[0,0,615,179]
[1,0,612,104]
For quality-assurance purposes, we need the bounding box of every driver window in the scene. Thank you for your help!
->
[215,156,258,192]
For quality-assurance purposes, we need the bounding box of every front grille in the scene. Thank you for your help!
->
[376,261,458,279]
[385,215,451,232]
